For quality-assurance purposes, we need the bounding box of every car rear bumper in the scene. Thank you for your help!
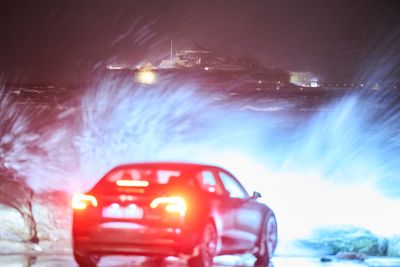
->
[74,239,178,256]
[73,222,199,256]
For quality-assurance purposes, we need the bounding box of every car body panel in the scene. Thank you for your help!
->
[72,162,275,258]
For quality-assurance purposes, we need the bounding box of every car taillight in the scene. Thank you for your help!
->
[150,196,187,216]
[72,193,98,210]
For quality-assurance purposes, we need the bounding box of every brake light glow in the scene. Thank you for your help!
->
[116,180,149,187]
[72,194,98,209]
[150,196,187,215]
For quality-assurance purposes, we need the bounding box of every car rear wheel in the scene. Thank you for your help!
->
[73,249,100,267]
[187,222,217,267]
[254,214,277,266]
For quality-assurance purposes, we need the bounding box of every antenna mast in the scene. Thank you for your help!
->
[170,38,174,65]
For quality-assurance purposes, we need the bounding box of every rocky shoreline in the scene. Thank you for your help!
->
[0,192,399,260]
[0,192,72,255]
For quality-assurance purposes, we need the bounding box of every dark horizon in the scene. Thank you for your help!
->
[1,0,399,84]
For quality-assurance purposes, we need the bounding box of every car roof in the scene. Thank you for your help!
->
[108,161,225,172]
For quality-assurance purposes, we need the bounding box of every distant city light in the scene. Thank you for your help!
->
[106,65,124,70]
[204,67,209,71]
[136,70,156,84]
[289,71,320,88]
[372,83,380,90]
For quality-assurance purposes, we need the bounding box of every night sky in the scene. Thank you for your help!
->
[0,0,399,83]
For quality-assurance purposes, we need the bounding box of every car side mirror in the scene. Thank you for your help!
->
[252,191,262,199]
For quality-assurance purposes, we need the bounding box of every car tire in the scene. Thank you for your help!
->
[254,214,277,266]
[187,222,217,267]
[73,249,100,267]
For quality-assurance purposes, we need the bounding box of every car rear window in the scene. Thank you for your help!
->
[92,165,201,193]
[105,168,181,185]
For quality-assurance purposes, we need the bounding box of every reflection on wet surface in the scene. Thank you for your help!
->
[0,254,372,267]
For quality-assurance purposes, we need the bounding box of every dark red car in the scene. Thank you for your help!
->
[72,162,277,267]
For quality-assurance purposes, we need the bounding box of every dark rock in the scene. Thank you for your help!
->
[320,256,333,262]
[387,235,400,257]
[298,225,388,256]
[0,190,72,253]
[336,251,366,260]
[0,174,38,243]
